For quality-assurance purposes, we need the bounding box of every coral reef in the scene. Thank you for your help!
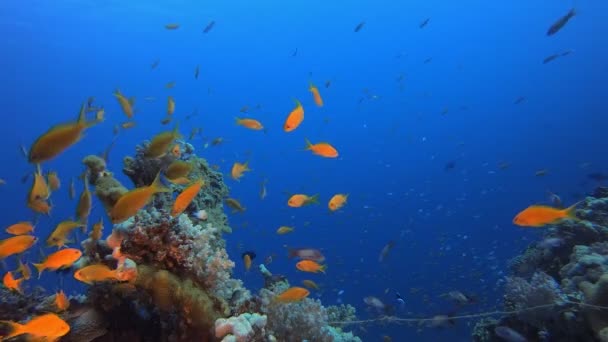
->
[473,188,608,342]
[214,313,268,341]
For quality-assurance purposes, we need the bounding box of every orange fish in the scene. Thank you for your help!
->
[284,99,304,132]
[28,165,50,203]
[28,104,95,163]
[5,222,34,235]
[231,161,250,181]
[47,171,60,191]
[287,194,319,208]
[275,286,310,303]
[28,199,52,215]
[0,235,36,260]
[309,82,324,107]
[3,271,23,293]
[33,248,82,278]
[235,117,264,130]
[171,179,205,217]
[76,174,92,223]
[54,290,70,311]
[296,259,326,273]
[0,313,70,341]
[242,251,255,271]
[328,193,348,211]
[513,203,579,227]
[90,218,103,241]
[170,143,181,158]
[74,264,120,284]
[305,139,339,158]
[110,172,170,224]
[16,258,31,280]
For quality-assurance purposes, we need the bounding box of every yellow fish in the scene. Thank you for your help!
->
[110,173,170,224]
[74,264,120,284]
[309,82,324,107]
[167,96,175,115]
[46,221,85,248]
[231,161,250,181]
[145,125,182,158]
[76,174,92,223]
[276,226,294,235]
[113,89,134,118]
[28,104,96,163]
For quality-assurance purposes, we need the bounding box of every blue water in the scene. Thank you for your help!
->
[1,0,608,340]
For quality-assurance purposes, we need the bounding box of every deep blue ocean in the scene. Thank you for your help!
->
[1,0,607,340]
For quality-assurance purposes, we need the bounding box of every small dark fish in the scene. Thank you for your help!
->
[378,241,395,262]
[543,53,560,64]
[588,172,608,182]
[354,21,365,32]
[444,160,456,171]
[423,57,433,64]
[86,97,95,110]
[101,138,117,165]
[151,59,160,69]
[194,65,200,80]
[325,80,331,88]
[419,18,430,28]
[291,48,298,57]
[203,20,215,33]
[547,8,576,36]
[513,96,526,105]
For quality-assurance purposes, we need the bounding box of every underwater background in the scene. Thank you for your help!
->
[1,0,608,341]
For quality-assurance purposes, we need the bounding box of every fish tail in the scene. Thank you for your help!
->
[0,321,24,340]
[307,194,320,205]
[151,173,171,194]
[294,98,302,107]
[77,103,86,124]
[564,201,581,219]
[172,122,183,139]
[304,138,313,150]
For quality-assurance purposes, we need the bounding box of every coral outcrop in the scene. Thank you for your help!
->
[473,188,608,342]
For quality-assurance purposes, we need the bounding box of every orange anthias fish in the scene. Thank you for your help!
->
[287,194,319,208]
[5,222,34,235]
[28,104,96,163]
[305,139,339,158]
[110,172,171,224]
[145,125,182,158]
[309,82,324,107]
[47,171,61,191]
[28,165,50,203]
[231,161,250,181]
[235,117,264,130]
[74,264,120,284]
[90,218,103,241]
[276,226,294,235]
[0,235,36,260]
[513,203,579,227]
[33,248,82,278]
[167,96,175,116]
[328,193,348,211]
[3,271,23,293]
[274,286,310,303]
[165,160,193,180]
[0,313,70,341]
[46,221,85,248]
[242,251,255,271]
[171,179,205,217]
[113,89,135,118]
[27,199,51,215]
[76,174,92,223]
[284,99,304,132]
[54,290,70,311]
[16,258,31,280]
[296,260,327,273]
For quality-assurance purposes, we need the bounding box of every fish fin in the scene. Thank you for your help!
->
[151,173,171,193]
[294,98,302,108]
[77,103,86,124]
[565,201,581,219]
[0,320,24,340]
[304,138,313,150]
[32,263,44,279]
[234,117,241,124]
